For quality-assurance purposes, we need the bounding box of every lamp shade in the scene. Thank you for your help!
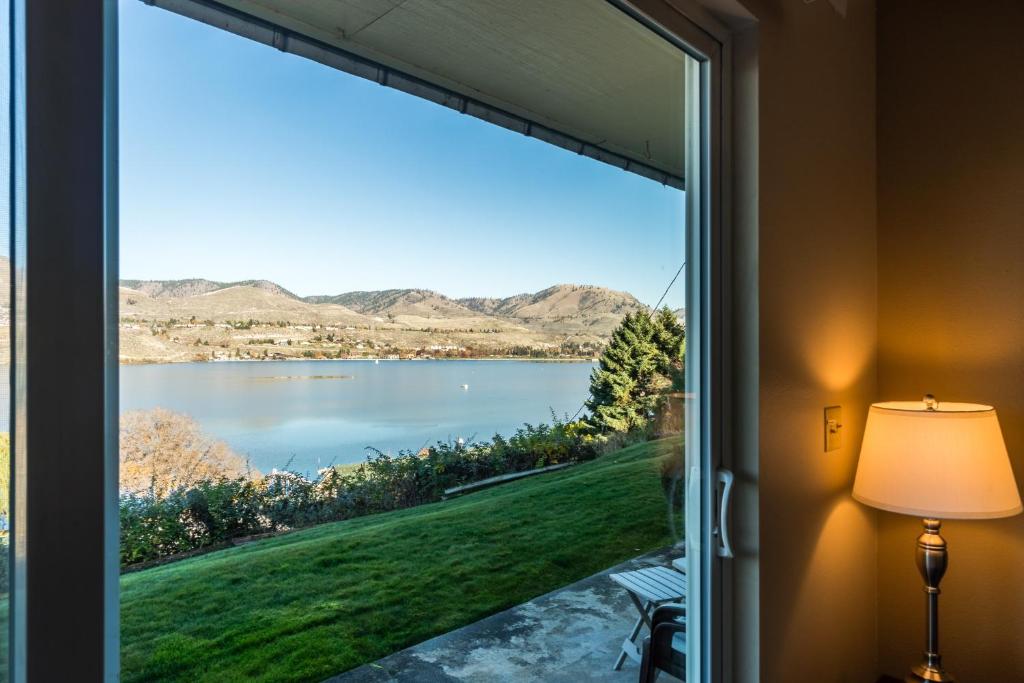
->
[853,400,1023,519]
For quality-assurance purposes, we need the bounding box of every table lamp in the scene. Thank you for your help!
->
[853,395,1022,683]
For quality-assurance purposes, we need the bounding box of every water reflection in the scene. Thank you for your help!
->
[119,359,593,473]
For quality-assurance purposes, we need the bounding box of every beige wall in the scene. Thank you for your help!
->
[732,1,880,680]
[876,2,1024,680]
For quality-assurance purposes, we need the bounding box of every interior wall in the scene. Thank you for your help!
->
[739,0,879,680]
[876,2,1024,680]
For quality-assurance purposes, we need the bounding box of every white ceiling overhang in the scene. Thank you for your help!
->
[147,0,686,189]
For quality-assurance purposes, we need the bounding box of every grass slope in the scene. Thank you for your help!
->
[121,438,680,682]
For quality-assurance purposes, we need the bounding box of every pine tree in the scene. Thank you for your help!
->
[585,308,686,433]
[652,306,686,391]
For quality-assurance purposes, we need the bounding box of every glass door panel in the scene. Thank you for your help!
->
[115,1,721,681]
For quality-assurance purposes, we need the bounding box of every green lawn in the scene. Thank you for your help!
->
[120,438,680,682]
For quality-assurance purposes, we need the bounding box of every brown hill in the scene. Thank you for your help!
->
[458,292,533,316]
[121,285,366,325]
[122,278,300,300]
[462,284,646,334]
[505,284,642,318]
[117,278,665,364]
[311,289,480,319]
[120,279,650,335]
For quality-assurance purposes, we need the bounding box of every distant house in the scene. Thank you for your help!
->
[428,344,462,352]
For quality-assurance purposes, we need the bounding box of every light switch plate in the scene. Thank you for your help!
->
[824,406,842,452]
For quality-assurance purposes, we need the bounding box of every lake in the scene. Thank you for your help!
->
[120,359,595,474]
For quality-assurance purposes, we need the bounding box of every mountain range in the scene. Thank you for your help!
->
[121,279,643,320]
[118,278,670,364]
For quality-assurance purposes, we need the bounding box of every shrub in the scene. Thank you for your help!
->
[0,434,8,593]
[119,417,601,567]
[120,409,256,498]
[0,537,8,596]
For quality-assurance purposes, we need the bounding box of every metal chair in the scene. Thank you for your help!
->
[638,603,686,682]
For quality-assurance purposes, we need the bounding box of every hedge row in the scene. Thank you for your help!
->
[120,420,598,566]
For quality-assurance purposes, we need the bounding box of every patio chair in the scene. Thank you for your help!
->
[638,603,687,682]
[609,555,687,670]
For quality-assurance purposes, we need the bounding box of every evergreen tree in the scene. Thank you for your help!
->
[652,306,686,391]
[585,308,686,433]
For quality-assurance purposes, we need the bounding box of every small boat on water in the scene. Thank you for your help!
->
[460,384,469,390]
[374,359,379,364]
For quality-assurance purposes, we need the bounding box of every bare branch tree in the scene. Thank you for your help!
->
[120,408,255,498]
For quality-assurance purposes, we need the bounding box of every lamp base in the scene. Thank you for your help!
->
[906,519,955,683]
[906,663,955,683]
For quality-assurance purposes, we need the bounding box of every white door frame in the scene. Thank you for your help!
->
[616,2,740,681]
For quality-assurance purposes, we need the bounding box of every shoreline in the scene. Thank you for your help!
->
[119,356,599,367]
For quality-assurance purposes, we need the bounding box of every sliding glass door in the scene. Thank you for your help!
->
[1,0,16,677]
[7,1,732,681]
[622,3,731,681]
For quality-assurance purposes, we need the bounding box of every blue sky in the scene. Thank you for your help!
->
[119,0,686,307]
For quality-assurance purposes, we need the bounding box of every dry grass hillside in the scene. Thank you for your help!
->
[121,278,299,300]
[487,284,643,333]
[122,285,366,325]
[118,279,655,364]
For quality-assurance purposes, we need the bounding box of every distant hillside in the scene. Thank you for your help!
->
[509,284,640,318]
[121,280,649,330]
[307,289,479,319]
[122,278,300,300]
[458,292,533,316]
[459,284,642,320]
[117,277,675,364]
[121,284,364,325]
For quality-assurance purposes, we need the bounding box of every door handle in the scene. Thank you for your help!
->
[714,468,735,558]
[686,465,700,557]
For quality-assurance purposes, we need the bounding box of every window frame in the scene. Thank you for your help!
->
[614,2,733,681]
[10,1,736,681]
[12,0,119,680]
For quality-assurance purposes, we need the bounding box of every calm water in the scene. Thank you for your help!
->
[120,360,594,473]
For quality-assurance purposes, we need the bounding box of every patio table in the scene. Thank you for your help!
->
[609,565,687,670]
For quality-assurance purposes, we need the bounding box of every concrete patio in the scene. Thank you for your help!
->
[327,547,684,683]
